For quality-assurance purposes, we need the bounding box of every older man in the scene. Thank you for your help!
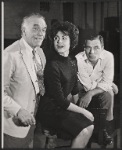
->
[4,13,47,148]
[76,34,118,145]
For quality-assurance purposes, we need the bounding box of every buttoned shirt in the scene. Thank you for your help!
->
[75,49,114,92]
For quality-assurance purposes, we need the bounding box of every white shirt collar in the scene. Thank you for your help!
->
[22,38,33,53]
[82,50,105,62]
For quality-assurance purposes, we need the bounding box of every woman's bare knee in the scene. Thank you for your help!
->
[78,125,94,137]
[86,125,94,133]
[71,125,94,148]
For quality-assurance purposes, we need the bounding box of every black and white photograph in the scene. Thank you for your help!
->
[1,0,121,149]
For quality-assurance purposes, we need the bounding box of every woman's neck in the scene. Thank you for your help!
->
[58,50,69,57]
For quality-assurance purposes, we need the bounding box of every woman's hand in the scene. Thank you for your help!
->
[81,108,94,122]
[67,94,79,104]
[67,102,94,122]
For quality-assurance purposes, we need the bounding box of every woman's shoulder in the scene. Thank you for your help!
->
[46,60,60,71]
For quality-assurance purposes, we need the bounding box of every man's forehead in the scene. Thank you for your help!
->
[86,39,101,46]
[33,23,47,28]
[27,16,47,27]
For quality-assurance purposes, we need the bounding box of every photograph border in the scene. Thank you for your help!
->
[1,0,122,149]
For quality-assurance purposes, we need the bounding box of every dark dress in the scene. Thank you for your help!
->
[36,52,93,140]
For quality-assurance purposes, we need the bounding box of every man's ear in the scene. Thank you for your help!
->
[21,27,26,35]
[83,44,85,51]
[84,46,86,51]
[102,45,104,50]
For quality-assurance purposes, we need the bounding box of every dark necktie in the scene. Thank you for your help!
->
[32,50,45,96]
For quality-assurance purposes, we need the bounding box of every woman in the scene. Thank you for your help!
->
[36,21,94,148]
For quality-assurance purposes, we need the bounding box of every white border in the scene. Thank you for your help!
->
[1,1,4,148]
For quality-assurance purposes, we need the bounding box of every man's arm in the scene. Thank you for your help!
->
[4,51,21,116]
[97,52,114,91]
[112,82,118,94]
[76,54,97,91]
[4,51,35,126]
[79,87,104,108]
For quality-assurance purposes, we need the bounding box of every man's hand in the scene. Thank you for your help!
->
[16,108,36,126]
[79,91,92,108]
[112,83,118,94]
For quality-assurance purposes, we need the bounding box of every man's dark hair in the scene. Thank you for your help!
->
[84,34,104,48]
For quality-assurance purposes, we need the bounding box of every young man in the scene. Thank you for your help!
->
[76,34,118,145]
[4,13,47,148]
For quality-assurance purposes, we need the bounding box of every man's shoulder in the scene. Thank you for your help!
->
[4,39,20,54]
[102,49,114,58]
[76,51,85,58]
[75,51,86,62]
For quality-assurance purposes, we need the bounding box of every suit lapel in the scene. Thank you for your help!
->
[19,39,39,94]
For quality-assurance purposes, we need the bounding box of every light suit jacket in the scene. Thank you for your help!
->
[4,38,46,138]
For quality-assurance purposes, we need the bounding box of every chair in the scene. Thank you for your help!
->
[87,108,107,148]
[43,128,71,148]
[43,129,57,148]
[87,91,120,148]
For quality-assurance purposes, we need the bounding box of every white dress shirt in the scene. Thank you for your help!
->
[76,49,114,92]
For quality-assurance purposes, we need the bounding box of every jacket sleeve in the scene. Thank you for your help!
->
[4,51,21,117]
[44,62,70,109]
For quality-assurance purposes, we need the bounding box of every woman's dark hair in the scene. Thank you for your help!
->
[50,21,79,50]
